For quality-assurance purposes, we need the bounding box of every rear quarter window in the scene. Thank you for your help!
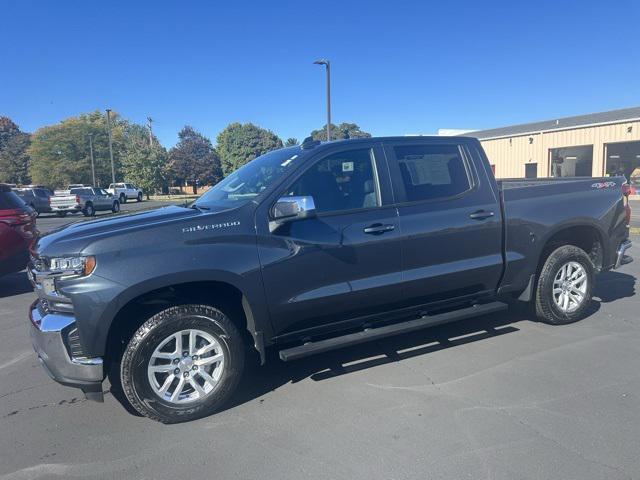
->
[393,144,472,202]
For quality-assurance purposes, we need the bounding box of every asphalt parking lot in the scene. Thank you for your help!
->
[0,231,638,478]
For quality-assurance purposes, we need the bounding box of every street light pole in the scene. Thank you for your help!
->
[88,133,96,186]
[313,59,331,141]
[105,109,116,185]
[147,116,153,147]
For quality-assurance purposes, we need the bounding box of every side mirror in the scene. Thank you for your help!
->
[270,196,316,231]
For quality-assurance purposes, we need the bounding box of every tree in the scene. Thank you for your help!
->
[0,116,20,151]
[0,117,31,185]
[0,132,31,185]
[284,137,299,147]
[310,122,371,141]
[121,140,168,199]
[28,111,130,188]
[216,122,283,175]
[169,126,222,194]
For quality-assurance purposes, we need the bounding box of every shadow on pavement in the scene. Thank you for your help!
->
[0,271,32,299]
[223,309,525,413]
[594,270,636,303]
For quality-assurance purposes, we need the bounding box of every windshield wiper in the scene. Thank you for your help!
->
[190,203,211,211]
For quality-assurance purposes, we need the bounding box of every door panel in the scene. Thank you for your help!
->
[256,144,403,337]
[384,141,503,306]
[258,208,402,335]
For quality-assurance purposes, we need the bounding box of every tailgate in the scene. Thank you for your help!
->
[50,194,79,208]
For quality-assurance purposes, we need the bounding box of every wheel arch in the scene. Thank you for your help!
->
[103,274,267,371]
[537,222,607,273]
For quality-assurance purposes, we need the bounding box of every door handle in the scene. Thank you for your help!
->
[363,223,395,234]
[469,210,495,220]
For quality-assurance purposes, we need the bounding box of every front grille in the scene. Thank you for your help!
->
[30,253,47,272]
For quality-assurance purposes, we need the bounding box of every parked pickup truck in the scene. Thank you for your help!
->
[27,136,632,423]
[50,187,121,217]
[13,187,52,216]
[107,182,143,203]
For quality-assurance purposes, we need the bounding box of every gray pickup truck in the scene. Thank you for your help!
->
[27,136,632,423]
[50,187,121,217]
[13,187,52,216]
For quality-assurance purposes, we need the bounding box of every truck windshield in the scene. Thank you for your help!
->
[194,146,303,209]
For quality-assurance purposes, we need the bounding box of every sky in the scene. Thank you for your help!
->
[2,0,639,147]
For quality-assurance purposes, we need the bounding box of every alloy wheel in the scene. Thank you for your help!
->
[552,261,588,313]
[147,329,225,404]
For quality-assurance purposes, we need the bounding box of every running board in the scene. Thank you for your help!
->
[279,301,508,362]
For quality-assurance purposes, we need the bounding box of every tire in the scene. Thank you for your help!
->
[83,203,95,217]
[30,204,40,217]
[112,201,120,213]
[120,304,245,423]
[535,245,594,325]
[137,192,143,202]
[119,193,127,204]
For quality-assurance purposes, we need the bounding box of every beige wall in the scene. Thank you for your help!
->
[479,120,640,178]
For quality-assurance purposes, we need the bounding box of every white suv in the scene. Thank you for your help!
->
[107,183,143,203]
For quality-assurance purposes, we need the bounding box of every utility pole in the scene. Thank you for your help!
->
[313,59,331,141]
[105,109,116,185]
[147,116,153,147]
[88,133,96,186]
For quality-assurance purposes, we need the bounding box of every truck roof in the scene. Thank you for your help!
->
[300,135,479,150]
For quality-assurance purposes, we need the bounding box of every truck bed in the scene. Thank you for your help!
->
[498,176,619,190]
[496,174,628,296]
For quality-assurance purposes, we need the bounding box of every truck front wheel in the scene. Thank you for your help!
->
[119,304,245,423]
[535,245,594,325]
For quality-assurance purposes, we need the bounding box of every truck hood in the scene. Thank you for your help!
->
[34,205,207,257]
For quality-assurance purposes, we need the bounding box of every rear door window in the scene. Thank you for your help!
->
[391,144,472,202]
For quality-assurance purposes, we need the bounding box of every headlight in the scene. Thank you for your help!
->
[49,256,96,276]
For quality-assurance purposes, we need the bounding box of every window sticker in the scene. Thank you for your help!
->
[342,161,354,172]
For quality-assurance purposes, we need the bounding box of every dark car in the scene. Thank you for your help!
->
[14,187,52,216]
[1,184,37,276]
[26,136,632,423]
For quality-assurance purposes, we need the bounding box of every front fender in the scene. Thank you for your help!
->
[67,267,271,361]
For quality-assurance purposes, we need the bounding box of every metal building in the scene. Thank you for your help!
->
[464,107,640,187]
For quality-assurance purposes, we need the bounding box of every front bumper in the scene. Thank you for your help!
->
[29,301,104,401]
[614,240,633,269]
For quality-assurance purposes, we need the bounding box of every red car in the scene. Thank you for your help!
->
[0,183,38,276]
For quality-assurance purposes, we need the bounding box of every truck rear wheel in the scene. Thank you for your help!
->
[83,203,95,217]
[119,304,245,423]
[535,245,594,325]
[119,193,126,204]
